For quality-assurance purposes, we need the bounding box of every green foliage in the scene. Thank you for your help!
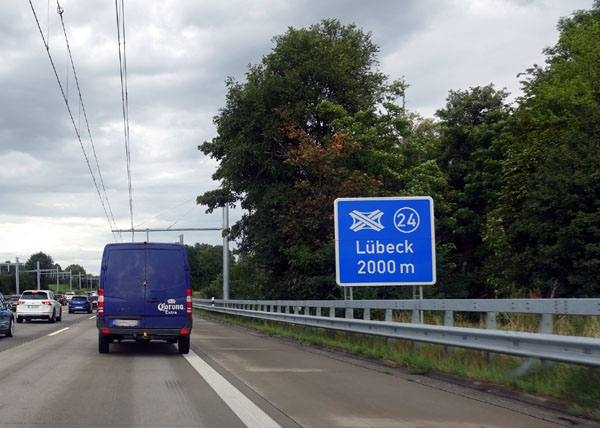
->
[489,5,600,297]
[199,20,391,298]
[185,243,232,295]
[64,264,86,276]
[25,252,54,270]
[434,85,512,298]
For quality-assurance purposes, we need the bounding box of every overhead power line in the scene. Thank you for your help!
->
[167,204,199,230]
[28,0,120,241]
[115,0,134,241]
[134,198,196,229]
[55,1,122,240]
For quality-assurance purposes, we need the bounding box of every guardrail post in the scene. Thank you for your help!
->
[294,306,300,315]
[444,310,454,355]
[316,307,321,317]
[385,309,393,346]
[486,312,497,361]
[330,307,335,318]
[539,313,554,367]
[285,306,289,314]
[411,308,421,349]
[345,307,354,319]
[363,308,370,321]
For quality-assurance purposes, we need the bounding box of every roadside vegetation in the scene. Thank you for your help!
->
[197,309,600,420]
[190,3,600,302]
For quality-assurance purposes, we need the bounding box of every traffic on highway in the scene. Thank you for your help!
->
[0,291,595,427]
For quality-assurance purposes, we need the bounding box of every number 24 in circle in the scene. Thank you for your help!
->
[393,207,420,233]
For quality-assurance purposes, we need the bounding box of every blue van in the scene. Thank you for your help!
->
[97,243,192,354]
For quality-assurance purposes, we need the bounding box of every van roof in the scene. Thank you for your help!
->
[101,242,190,270]
[103,242,186,250]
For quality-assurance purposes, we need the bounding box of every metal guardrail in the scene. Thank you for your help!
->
[193,298,600,367]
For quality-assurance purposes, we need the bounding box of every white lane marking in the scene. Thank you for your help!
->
[89,315,96,320]
[184,350,281,428]
[48,327,69,336]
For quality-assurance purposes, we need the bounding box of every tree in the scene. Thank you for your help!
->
[65,264,86,276]
[185,243,233,296]
[25,252,54,271]
[488,3,600,297]
[198,20,390,298]
[434,85,511,298]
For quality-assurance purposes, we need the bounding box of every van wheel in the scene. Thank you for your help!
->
[99,335,109,354]
[17,317,23,324]
[178,336,190,354]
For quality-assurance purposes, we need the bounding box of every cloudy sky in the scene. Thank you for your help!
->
[0,0,592,276]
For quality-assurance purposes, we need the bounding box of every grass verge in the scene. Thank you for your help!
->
[196,309,600,420]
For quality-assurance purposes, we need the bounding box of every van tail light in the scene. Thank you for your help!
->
[101,329,110,334]
[98,288,104,316]
[186,288,192,316]
[42,301,51,305]
[180,329,190,334]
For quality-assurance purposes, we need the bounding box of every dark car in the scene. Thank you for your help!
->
[55,294,67,306]
[97,242,192,354]
[5,295,21,311]
[69,295,92,314]
[0,293,15,337]
[88,295,98,309]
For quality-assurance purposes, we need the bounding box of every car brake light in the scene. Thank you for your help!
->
[101,329,110,334]
[18,301,24,305]
[98,288,104,316]
[42,301,51,305]
[186,288,192,316]
[180,329,190,334]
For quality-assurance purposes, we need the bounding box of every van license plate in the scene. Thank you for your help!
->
[113,319,139,327]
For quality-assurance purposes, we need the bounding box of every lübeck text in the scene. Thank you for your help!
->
[356,240,414,255]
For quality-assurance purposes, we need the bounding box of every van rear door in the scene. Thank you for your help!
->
[102,247,146,328]
[144,247,188,328]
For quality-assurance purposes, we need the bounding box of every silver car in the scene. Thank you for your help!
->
[16,290,62,323]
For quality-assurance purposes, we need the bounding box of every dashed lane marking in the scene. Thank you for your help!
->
[48,327,69,336]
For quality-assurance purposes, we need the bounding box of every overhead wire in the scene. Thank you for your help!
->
[167,204,199,230]
[55,0,122,241]
[28,0,120,241]
[115,0,134,241]
[134,198,196,229]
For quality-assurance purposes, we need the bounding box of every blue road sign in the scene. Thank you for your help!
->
[334,197,436,286]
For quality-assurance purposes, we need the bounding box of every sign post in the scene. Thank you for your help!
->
[334,197,436,286]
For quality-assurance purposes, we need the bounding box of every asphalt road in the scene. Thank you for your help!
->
[0,312,596,428]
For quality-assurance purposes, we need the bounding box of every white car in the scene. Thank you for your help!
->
[17,290,62,323]
[65,291,76,301]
